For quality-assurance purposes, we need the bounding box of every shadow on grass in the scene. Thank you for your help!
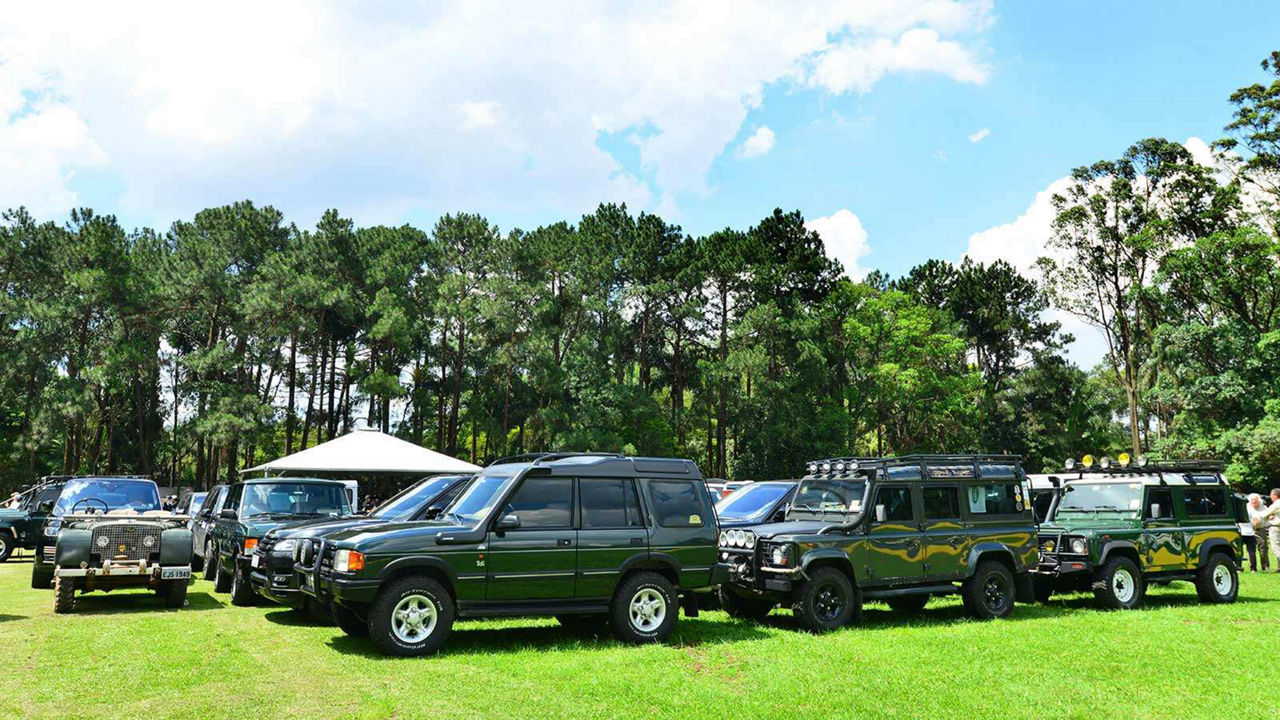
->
[325,615,774,660]
[66,590,225,615]
[263,607,335,628]
[0,614,27,623]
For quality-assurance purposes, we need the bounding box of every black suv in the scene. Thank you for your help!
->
[717,455,1038,631]
[0,476,67,563]
[210,477,352,606]
[192,484,227,578]
[249,474,471,611]
[295,453,722,656]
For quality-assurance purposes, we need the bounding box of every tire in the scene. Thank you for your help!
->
[962,561,1015,620]
[0,533,12,562]
[1092,555,1145,610]
[202,541,218,581]
[556,614,608,634]
[718,585,775,622]
[160,580,188,608]
[53,576,76,614]
[1195,552,1239,604]
[332,603,370,637]
[610,571,678,644]
[212,554,232,593]
[886,594,929,613]
[793,566,859,632]
[1032,575,1054,603]
[31,566,53,590]
[369,575,455,656]
[229,561,255,606]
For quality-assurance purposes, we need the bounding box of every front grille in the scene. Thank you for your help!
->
[320,544,336,572]
[42,545,55,561]
[91,523,161,562]
[257,536,276,557]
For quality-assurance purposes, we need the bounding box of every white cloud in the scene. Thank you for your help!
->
[968,127,990,143]
[807,208,871,279]
[0,1,996,225]
[458,101,500,131]
[807,27,989,95]
[736,126,776,159]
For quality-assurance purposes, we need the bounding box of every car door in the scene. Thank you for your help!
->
[575,477,648,599]
[920,484,968,580]
[485,475,577,601]
[643,479,716,589]
[865,484,925,585]
[1180,482,1228,570]
[1141,487,1183,571]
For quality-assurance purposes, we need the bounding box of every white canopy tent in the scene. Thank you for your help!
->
[242,428,482,476]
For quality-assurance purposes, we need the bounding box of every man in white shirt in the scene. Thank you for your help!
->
[1263,489,1280,573]
[1246,493,1267,571]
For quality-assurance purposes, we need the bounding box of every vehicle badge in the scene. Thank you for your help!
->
[476,553,485,568]
[118,544,127,553]
[689,514,701,525]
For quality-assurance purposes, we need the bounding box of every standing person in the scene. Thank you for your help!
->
[1265,489,1280,574]
[1248,494,1270,572]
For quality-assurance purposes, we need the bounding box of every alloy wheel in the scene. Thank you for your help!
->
[628,588,667,632]
[392,594,438,644]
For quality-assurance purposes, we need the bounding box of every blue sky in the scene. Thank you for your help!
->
[3,1,1278,361]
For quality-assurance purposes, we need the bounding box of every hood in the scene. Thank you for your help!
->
[324,519,474,551]
[0,508,27,522]
[270,516,388,539]
[742,520,834,540]
[241,512,351,537]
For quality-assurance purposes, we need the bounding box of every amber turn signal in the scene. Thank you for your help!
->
[244,538,258,552]
[347,551,365,572]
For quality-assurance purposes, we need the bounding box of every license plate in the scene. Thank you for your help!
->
[251,554,260,568]
[161,567,191,580]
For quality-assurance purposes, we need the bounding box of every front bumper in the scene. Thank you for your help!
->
[54,561,191,586]
[249,568,304,606]
[1035,554,1092,576]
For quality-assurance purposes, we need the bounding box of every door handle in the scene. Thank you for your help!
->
[557,539,572,547]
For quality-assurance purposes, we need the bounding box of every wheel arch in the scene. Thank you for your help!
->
[800,549,858,586]
[621,554,680,587]
[965,544,1017,577]
[378,557,459,602]
[1196,537,1235,566]
[1099,541,1141,567]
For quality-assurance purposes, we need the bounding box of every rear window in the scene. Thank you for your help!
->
[965,483,1022,515]
[648,480,706,527]
[580,478,645,528]
[1183,488,1227,516]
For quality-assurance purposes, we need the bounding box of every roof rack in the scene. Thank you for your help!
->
[1069,460,1225,475]
[804,454,1022,479]
[487,452,625,468]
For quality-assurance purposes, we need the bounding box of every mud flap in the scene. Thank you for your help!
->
[1014,573,1035,604]
[680,591,700,618]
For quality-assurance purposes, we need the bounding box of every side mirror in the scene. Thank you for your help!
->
[1149,503,1162,519]
[425,508,443,520]
[875,504,887,523]
[497,513,520,530]
[37,500,53,513]
[775,503,791,520]
[220,508,237,520]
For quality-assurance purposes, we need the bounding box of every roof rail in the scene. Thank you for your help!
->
[804,454,1023,478]
[1070,459,1225,475]
[487,452,626,468]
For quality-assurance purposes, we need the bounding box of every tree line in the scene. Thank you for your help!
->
[1,51,1279,491]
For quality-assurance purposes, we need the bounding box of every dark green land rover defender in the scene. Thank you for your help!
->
[1033,459,1242,609]
[295,453,722,656]
[717,455,1038,632]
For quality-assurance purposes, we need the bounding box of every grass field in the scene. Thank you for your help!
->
[0,552,1274,720]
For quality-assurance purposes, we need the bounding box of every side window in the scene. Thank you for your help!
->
[222,486,242,514]
[504,477,573,528]
[648,480,706,527]
[1184,488,1226,517]
[580,478,644,528]
[966,483,1019,515]
[922,486,960,520]
[1146,489,1174,519]
[875,486,914,523]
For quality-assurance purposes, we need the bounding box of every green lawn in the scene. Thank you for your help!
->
[0,552,1271,719]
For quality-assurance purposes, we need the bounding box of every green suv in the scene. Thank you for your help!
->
[295,453,722,656]
[1033,460,1242,609]
[716,455,1038,631]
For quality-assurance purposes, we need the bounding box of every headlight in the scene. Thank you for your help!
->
[1070,538,1088,554]
[719,531,729,547]
[96,535,109,547]
[767,543,792,567]
[333,549,365,573]
[743,532,756,549]
[274,539,296,554]
[733,530,746,547]
[45,524,61,538]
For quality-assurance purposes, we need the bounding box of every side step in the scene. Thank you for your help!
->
[862,584,957,600]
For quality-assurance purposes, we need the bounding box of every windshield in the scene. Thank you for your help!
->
[239,483,350,518]
[442,473,513,524]
[372,476,460,520]
[792,477,867,516]
[28,486,63,511]
[54,479,160,515]
[187,493,207,514]
[1057,482,1143,515]
[716,483,792,522]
